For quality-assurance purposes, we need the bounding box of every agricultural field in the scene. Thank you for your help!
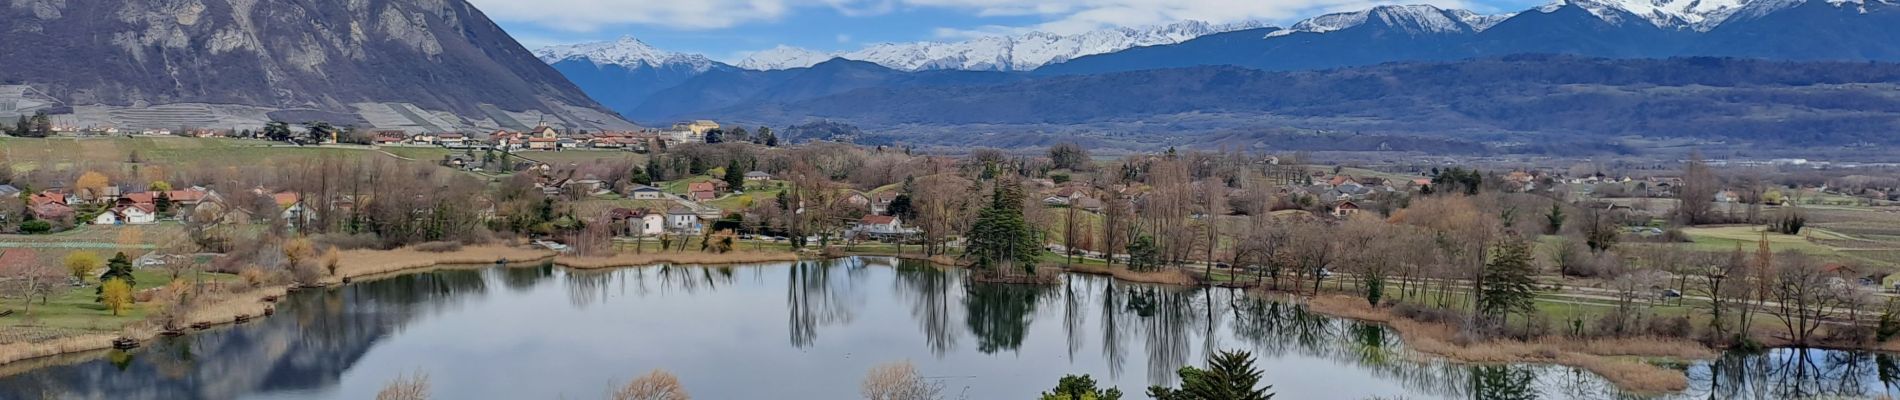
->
[1677,205,1900,269]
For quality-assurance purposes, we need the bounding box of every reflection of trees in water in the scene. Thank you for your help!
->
[1133,286,1205,385]
[1471,365,1540,400]
[1100,279,1128,380]
[499,262,554,293]
[895,261,960,356]
[0,269,495,400]
[787,260,860,348]
[963,281,1052,354]
[565,268,617,307]
[1064,275,1089,360]
[1687,348,1900,400]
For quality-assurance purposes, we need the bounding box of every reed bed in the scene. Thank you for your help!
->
[1305,295,1703,393]
[1062,264,1197,286]
[554,251,800,269]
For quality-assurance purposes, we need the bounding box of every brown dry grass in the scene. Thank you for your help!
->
[1305,295,1709,394]
[0,334,121,368]
[331,245,555,283]
[1063,264,1196,286]
[556,251,799,269]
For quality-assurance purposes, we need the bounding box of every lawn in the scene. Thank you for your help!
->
[0,269,238,341]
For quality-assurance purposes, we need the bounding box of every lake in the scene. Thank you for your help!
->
[0,257,1896,399]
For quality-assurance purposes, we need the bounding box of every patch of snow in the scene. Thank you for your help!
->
[835,20,1272,71]
[736,45,836,70]
[533,36,718,72]
[1268,5,1512,38]
[1537,0,1750,30]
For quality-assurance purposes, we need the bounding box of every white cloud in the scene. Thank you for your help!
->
[836,34,854,43]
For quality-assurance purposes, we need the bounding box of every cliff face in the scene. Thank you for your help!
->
[0,0,634,132]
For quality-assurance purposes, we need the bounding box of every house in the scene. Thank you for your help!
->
[744,171,772,181]
[1332,200,1362,217]
[94,203,157,225]
[532,123,560,139]
[853,215,916,240]
[372,131,406,145]
[117,192,156,208]
[165,188,213,206]
[526,137,558,150]
[687,181,721,201]
[627,185,666,200]
[666,208,701,233]
[29,202,74,221]
[275,192,318,226]
[438,133,468,148]
[607,208,667,236]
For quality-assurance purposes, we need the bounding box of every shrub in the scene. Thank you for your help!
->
[862,361,942,400]
[1645,315,1692,339]
[238,267,269,288]
[413,241,463,253]
[20,220,52,234]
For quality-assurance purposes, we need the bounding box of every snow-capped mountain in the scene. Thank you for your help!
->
[1269,5,1514,37]
[738,20,1272,71]
[534,36,721,72]
[1537,0,1749,30]
[736,46,837,70]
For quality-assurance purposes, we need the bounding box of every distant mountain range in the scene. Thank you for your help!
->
[536,20,1269,116]
[0,0,634,133]
[736,20,1273,71]
[543,0,1900,135]
[1040,0,1900,74]
[631,55,1900,150]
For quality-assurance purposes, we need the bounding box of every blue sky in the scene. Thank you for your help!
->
[470,0,1548,62]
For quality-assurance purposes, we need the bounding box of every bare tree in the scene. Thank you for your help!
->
[1767,251,1845,346]
[612,369,692,400]
[376,371,431,400]
[860,361,943,400]
[1676,153,1720,225]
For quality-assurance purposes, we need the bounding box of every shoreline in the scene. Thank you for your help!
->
[0,246,804,369]
[0,248,1873,396]
[1302,295,1713,394]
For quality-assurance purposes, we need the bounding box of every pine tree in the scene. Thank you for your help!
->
[1479,236,1539,325]
[1146,350,1274,400]
[723,160,746,191]
[95,252,136,302]
[963,180,1041,275]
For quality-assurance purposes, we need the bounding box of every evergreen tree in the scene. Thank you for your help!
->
[630,166,652,186]
[1479,236,1539,324]
[1041,375,1124,400]
[29,111,52,137]
[1545,203,1566,235]
[95,252,136,302]
[12,115,27,137]
[688,157,707,175]
[723,160,746,191]
[761,127,779,147]
[263,121,294,142]
[1147,350,1274,400]
[704,129,723,144]
[887,194,914,218]
[1127,235,1160,272]
[963,180,1041,274]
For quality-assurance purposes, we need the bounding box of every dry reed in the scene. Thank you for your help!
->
[1304,294,1704,393]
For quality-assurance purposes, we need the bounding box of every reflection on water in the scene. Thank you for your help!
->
[2,257,1899,399]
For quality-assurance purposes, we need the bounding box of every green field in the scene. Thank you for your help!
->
[0,269,239,343]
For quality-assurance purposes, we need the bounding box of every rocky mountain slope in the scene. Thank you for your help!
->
[0,0,634,133]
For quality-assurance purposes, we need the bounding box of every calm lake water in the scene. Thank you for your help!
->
[2,257,1898,399]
